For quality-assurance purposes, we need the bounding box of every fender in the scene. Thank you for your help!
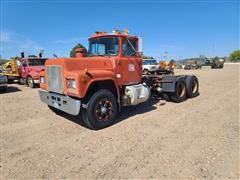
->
[82,70,119,98]
[65,70,119,99]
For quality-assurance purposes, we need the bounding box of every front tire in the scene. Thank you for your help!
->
[27,76,35,88]
[81,89,118,130]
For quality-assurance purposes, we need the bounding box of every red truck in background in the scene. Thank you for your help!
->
[2,52,47,88]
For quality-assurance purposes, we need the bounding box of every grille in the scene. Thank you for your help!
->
[47,66,63,94]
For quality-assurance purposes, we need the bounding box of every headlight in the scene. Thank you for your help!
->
[67,79,76,89]
[40,76,45,84]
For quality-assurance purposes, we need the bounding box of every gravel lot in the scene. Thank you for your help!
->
[1,64,239,179]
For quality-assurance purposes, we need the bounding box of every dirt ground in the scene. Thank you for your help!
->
[0,64,239,179]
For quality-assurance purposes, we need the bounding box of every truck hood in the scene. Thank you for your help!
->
[45,57,114,71]
[29,66,45,73]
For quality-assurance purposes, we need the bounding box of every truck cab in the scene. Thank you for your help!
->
[39,30,151,129]
[20,55,47,87]
[2,53,47,88]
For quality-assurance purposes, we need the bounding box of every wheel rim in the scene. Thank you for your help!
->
[28,77,33,87]
[94,98,113,122]
[178,82,186,97]
[191,80,198,94]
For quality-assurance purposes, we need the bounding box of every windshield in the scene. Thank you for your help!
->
[28,59,47,66]
[88,37,119,56]
[143,60,157,65]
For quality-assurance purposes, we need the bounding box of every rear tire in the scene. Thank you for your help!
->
[170,79,187,103]
[186,76,199,98]
[81,89,118,130]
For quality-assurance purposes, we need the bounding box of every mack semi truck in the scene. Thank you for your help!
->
[39,30,199,130]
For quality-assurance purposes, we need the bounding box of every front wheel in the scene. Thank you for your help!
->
[81,89,118,130]
[27,76,35,88]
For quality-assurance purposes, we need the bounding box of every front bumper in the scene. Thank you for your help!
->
[0,81,8,87]
[0,83,7,88]
[33,79,40,84]
[39,90,81,116]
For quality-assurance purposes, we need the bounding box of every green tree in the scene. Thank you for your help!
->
[70,43,86,57]
[229,49,240,62]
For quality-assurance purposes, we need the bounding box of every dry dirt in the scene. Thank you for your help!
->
[1,64,239,179]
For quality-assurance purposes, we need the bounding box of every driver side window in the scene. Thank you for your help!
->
[122,38,136,56]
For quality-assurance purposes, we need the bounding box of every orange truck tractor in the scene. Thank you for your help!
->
[39,29,199,130]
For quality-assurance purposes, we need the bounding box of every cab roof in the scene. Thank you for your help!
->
[89,31,138,40]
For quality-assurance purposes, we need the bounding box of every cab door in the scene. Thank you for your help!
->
[119,38,142,85]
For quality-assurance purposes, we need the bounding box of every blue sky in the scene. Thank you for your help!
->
[0,0,239,60]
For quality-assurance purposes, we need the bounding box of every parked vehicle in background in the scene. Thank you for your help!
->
[184,60,201,70]
[211,57,224,69]
[159,60,176,73]
[2,52,47,88]
[205,59,212,66]
[0,71,8,92]
[39,29,199,130]
[142,59,159,74]
[2,57,20,83]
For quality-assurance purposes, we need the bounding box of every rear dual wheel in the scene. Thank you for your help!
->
[171,76,199,103]
[80,89,118,130]
[186,76,199,98]
[170,79,187,103]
